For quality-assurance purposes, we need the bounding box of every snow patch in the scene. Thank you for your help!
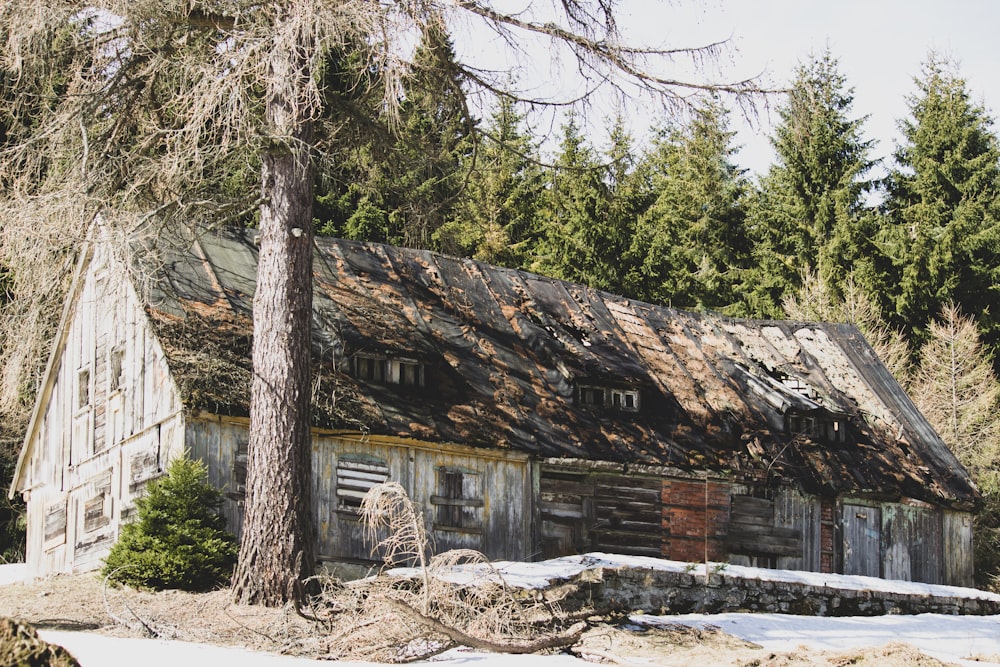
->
[0,563,28,586]
[392,552,1000,602]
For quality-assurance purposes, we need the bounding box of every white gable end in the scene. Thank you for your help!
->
[15,238,186,575]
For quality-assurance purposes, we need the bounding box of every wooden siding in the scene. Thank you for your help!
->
[727,495,803,565]
[539,463,663,559]
[836,498,967,585]
[186,420,533,565]
[19,244,185,576]
[882,501,942,583]
[774,488,822,572]
[318,435,532,562]
[185,418,248,539]
[841,502,881,578]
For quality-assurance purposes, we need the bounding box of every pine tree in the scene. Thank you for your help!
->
[627,98,748,311]
[741,51,878,316]
[102,457,238,591]
[316,26,473,249]
[434,97,545,268]
[910,303,1000,586]
[533,114,617,289]
[885,55,1000,351]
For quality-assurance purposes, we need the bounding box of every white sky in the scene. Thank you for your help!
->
[623,0,1000,175]
[695,0,998,175]
[458,0,1000,176]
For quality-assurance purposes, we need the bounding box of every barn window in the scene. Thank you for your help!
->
[353,354,386,382]
[611,388,640,412]
[109,346,125,392]
[83,471,113,533]
[43,501,67,550]
[227,441,249,502]
[388,358,424,387]
[578,386,605,408]
[77,368,91,410]
[336,457,390,511]
[431,468,483,532]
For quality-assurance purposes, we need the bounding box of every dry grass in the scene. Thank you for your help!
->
[0,571,964,667]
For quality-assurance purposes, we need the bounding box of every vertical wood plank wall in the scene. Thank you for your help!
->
[22,245,185,575]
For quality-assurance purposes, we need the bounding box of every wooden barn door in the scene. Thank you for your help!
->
[842,503,881,578]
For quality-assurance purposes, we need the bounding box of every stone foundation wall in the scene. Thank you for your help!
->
[551,564,1000,617]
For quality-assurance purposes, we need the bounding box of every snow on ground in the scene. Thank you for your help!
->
[398,552,1000,602]
[5,561,1000,667]
[646,612,1000,667]
[0,562,27,586]
[33,616,1000,667]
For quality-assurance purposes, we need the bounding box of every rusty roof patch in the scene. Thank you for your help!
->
[133,227,979,509]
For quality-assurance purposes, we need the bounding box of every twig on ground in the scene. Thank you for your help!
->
[102,569,161,638]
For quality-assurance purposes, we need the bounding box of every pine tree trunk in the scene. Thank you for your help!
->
[232,24,316,606]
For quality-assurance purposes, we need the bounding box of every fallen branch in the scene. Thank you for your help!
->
[102,568,160,638]
[383,596,586,654]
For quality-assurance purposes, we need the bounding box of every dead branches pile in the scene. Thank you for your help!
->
[302,482,583,662]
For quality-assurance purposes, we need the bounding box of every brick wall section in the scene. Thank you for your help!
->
[661,479,730,562]
[820,498,835,573]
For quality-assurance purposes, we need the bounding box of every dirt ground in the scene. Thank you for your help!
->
[0,572,961,666]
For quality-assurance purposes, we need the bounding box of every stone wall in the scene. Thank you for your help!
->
[548,563,1000,617]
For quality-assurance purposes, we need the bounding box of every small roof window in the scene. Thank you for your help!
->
[577,384,640,412]
[351,353,425,387]
[787,411,847,444]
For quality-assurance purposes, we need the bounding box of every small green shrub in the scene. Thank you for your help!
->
[102,457,238,591]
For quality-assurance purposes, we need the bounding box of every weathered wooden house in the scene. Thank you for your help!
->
[10,226,980,585]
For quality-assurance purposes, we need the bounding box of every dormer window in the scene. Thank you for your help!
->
[351,353,424,387]
[579,386,605,407]
[353,354,386,382]
[787,411,847,444]
[611,388,640,412]
[389,358,424,387]
[577,384,640,412]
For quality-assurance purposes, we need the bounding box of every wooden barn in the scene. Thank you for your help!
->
[9,225,981,585]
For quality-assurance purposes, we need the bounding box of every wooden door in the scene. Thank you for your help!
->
[842,503,881,578]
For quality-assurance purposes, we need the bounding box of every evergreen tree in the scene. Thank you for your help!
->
[884,55,1000,350]
[317,24,473,249]
[103,457,238,591]
[741,51,878,316]
[627,98,748,311]
[434,97,545,268]
[910,303,1000,586]
[602,115,648,294]
[532,114,616,289]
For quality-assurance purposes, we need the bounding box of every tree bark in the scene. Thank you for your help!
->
[232,18,317,606]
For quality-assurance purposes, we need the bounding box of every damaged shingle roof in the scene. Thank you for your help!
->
[139,227,979,509]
